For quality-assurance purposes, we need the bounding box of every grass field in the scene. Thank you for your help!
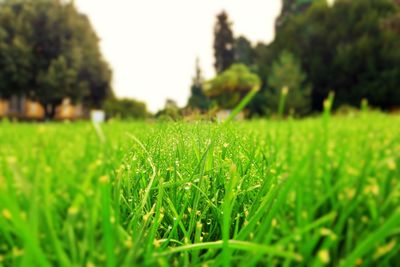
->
[0,113,399,266]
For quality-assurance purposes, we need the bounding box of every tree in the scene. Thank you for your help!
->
[266,51,311,116]
[104,98,148,119]
[0,0,113,114]
[204,64,261,109]
[0,2,34,98]
[156,99,181,121]
[246,42,276,116]
[257,0,400,111]
[234,36,254,67]
[187,58,210,111]
[383,0,400,35]
[275,0,315,31]
[213,11,235,74]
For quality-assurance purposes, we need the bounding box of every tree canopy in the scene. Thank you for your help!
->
[0,0,113,109]
[233,36,255,68]
[213,11,235,74]
[204,64,261,109]
[104,98,147,119]
[187,59,210,111]
[255,0,400,111]
[266,51,311,116]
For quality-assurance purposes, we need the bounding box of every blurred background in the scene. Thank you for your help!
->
[0,0,399,121]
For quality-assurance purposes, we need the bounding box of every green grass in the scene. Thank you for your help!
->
[0,113,399,266]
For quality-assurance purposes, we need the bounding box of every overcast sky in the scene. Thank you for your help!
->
[75,0,282,112]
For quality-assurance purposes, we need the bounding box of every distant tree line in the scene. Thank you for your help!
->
[0,0,115,116]
[188,0,400,116]
[0,0,148,119]
[104,98,148,120]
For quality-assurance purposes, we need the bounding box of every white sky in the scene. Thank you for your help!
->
[75,0,282,112]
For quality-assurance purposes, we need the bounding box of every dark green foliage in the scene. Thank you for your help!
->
[0,0,112,109]
[233,36,255,67]
[275,0,315,31]
[156,99,182,121]
[204,64,261,109]
[187,59,210,111]
[104,98,148,120]
[0,2,33,98]
[214,11,235,74]
[266,51,311,116]
[257,0,400,111]
[247,43,275,116]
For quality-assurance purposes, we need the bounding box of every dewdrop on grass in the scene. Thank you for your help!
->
[99,175,109,184]
[294,234,301,242]
[12,248,23,257]
[364,185,379,196]
[387,159,397,171]
[2,209,12,220]
[153,239,161,248]
[20,212,26,221]
[320,228,332,236]
[374,240,396,259]
[124,238,133,249]
[143,213,150,222]
[323,99,332,111]
[361,216,369,223]
[282,86,289,95]
[68,206,79,216]
[318,249,330,264]
[244,210,249,217]
[301,211,308,219]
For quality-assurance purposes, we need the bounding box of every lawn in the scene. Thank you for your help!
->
[0,113,399,266]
